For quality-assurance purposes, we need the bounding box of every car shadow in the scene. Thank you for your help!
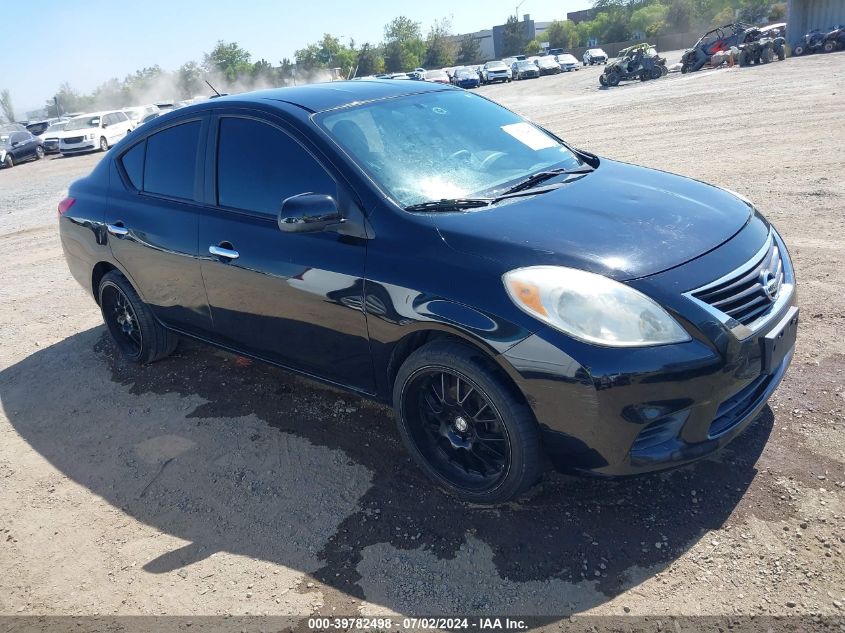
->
[0,327,775,620]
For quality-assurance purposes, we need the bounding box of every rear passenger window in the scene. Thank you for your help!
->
[121,142,145,190]
[216,117,335,216]
[144,121,201,200]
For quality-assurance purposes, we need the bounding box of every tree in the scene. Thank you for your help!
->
[524,39,542,55]
[455,34,482,65]
[423,17,456,68]
[544,20,580,49]
[355,43,385,76]
[630,4,669,37]
[203,41,252,82]
[502,15,527,56]
[738,0,773,23]
[177,62,204,99]
[665,0,693,33]
[383,16,425,71]
[768,2,786,21]
[0,89,14,123]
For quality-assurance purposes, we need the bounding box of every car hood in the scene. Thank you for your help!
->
[434,159,753,281]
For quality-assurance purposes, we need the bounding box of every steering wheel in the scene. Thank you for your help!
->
[479,151,506,171]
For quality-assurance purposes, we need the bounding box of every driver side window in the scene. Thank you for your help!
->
[216,117,336,217]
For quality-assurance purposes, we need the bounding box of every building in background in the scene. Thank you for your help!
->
[787,0,845,43]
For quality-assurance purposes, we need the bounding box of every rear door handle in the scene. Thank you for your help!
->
[209,244,239,260]
[107,223,128,237]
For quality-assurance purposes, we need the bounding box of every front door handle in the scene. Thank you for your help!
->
[209,244,239,260]
[107,223,128,237]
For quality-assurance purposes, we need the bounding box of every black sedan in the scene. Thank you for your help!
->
[512,60,540,80]
[58,80,797,504]
[0,130,44,168]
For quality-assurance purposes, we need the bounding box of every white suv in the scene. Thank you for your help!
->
[60,111,133,155]
[481,61,512,84]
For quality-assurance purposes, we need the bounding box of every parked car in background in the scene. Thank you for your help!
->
[140,111,162,125]
[0,130,44,168]
[583,48,609,65]
[556,53,580,72]
[59,80,798,504]
[25,120,53,136]
[38,121,68,154]
[450,67,481,89]
[481,60,511,84]
[409,68,426,80]
[123,105,160,130]
[536,55,562,75]
[59,111,134,156]
[424,69,451,84]
[511,59,540,80]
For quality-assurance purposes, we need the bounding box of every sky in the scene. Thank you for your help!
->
[1,0,587,118]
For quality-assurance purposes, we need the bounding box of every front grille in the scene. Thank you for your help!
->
[692,235,783,326]
[709,373,769,438]
[63,136,84,144]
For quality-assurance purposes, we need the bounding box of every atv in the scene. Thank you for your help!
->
[822,25,845,53]
[737,25,786,65]
[599,44,667,87]
[792,28,825,56]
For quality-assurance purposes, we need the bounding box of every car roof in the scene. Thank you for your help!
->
[204,80,454,114]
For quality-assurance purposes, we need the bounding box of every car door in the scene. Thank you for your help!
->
[197,111,374,392]
[107,114,213,335]
[10,132,32,161]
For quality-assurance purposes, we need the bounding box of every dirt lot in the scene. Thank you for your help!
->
[1,53,844,627]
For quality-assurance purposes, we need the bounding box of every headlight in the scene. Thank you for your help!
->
[503,266,690,347]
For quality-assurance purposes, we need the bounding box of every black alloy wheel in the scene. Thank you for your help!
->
[100,281,143,360]
[98,271,178,364]
[394,342,540,504]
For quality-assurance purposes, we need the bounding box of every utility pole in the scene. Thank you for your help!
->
[515,0,527,19]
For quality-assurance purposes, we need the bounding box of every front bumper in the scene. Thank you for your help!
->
[60,139,98,154]
[43,139,61,153]
[500,228,797,476]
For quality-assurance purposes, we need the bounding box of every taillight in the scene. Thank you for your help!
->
[57,197,76,217]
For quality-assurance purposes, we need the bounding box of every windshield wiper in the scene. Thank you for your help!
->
[404,198,493,213]
[500,166,594,196]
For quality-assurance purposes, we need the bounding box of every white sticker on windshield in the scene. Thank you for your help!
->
[501,122,557,151]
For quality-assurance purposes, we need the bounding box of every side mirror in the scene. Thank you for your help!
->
[278,193,344,233]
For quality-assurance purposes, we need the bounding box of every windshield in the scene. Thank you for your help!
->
[487,62,506,70]
[455,69,474,78]
[65,116,101,131]
[45,123,66,134]
[425,70,448,80]
[515,61,534,69]
[558,55,577,63]
[318,91,583,208]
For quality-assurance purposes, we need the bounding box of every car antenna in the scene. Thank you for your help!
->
[205,80,221,97]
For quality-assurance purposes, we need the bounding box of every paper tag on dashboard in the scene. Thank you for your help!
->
[501,122,557,150]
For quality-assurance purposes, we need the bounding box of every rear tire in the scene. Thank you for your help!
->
[793,43,805,56]
[98,270,178,364]
[823,40,835,53]
[393,341,541,504]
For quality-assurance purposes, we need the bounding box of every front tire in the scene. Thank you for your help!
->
[99,271,178,364]
[99,136,109,152]
[3,154,12,168]
[35,146,45,160]
[393,341,541,504]
[823,40,835,53]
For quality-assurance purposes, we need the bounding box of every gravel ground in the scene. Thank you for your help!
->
[0,52,843,627]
